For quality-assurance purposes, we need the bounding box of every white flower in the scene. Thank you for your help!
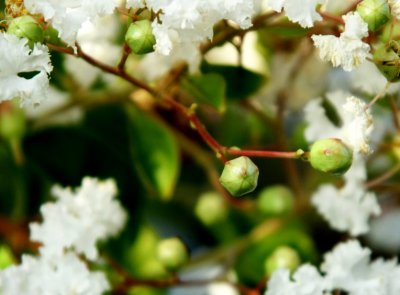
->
[312,12,370,71]
[350,61,400,95]
[24,0,119,46]
[30,177,127,260]
[0,32,52,107]
[312,161,381,236]
[0,252,109,295]
[265,264,326,295]
[388,0,400,20]
[268,0,325,28]
[304,91,374,155]
[128,0,257,73]
[321,240,388,295]
[64,16,121,88]
[305,91,379,235]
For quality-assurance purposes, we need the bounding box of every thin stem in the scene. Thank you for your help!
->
[366,162,400,189]
[227,148,303,159]
[117,44,131,72]
[366,81,391,109]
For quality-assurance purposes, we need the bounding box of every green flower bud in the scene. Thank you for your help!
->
[373,42,400,82]
[264,246,301,276]
[195,191,228,226]
[309,138,353,175]
[125,20,156,54]
[7,16,44,45]
[219,156,259,197]
[357,0,390,31]
[156,237,189,272]
[0,245,15,270]
[0,106,26,142]
[257,185,294,216]
[44,26,62,45]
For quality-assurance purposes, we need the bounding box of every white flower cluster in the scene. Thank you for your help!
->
[127,0,258,72]
[268,0,325,28]
[304,91,380,236]
[305,91,373,155]
[265,240,400,295]
[0,177,127,295]
[312,12,370,71]
[388,0,400,20]
[0,32,52,107]
[24,0,120,46]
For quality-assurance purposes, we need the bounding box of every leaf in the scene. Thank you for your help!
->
[201,63,266,101]
[127,106,180,201]
[182,73,226,112]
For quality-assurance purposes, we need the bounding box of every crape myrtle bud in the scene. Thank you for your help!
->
[357,0,390,31]
[0,105,26,142]
[264,246,301,276]
[156,237,189,272]
[195,191,228,226]
[219,156,259,197]
[309,138,353,175]
[257,185,294,216]
[7,16,44,46]
[125,19,156,54]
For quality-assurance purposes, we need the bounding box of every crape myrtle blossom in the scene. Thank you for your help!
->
[265,240,400,295]
[0,32,52,107]
[30,177,128,261]
[388,0,400,20]
[0,177,127,295]
[312,12,370,71]
[24,0,120,46]
[304,91,380,236]
[126,0,257,72]
[268,0,325,28]
[0,252,110,295]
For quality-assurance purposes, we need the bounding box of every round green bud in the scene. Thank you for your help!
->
[264,246,301,276]
[0,245,15,270]
[156,237,189,272]
[0,107,26,141]
[257,185,294,216]
[309,138,353,175]
[43,26,62,45]
[373,42,400,82]
[7,16,44,45]
[357,0,390,31]
[125,20,156,54]
[219,156,259,197]
[195,191,228,226]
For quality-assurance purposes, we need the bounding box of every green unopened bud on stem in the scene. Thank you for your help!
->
[257,185,294,216]
[219,156,259,197]
[156,237,189,272]
[357,0,390,31]
[7,16,44,46]
[195,191,227,226]
[125,20,156,54]
[264,246,301,276]
[309,138,353,175]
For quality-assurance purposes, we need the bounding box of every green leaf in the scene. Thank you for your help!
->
[127,106,180,201]
[182,73,226,112]
[201,63,266,101]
